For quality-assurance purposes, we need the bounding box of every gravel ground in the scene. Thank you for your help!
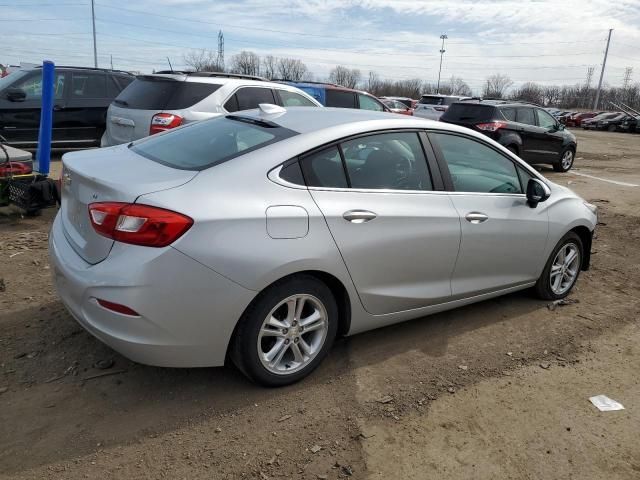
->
[0,129,639,479]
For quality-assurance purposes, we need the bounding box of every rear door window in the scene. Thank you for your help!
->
[441,104,496,123]
[516,107,536,126]
[276,89,317,107]
[358,93,384,111]
[130,116,297,170]
[71,72,106,98]
[501,108,516,121]
[325,89,356,108]
[114,77,221,110]
[228,87,276,112]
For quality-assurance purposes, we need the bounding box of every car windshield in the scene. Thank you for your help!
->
[130,115,298,170]
[0,70,28,91]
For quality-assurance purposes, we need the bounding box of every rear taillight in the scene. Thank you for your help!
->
[475,121,508,132]
[96,298,140,316]
[149,113,183,135]
[88,202,193,247]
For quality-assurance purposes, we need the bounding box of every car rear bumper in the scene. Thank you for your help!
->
[49,213,255,367]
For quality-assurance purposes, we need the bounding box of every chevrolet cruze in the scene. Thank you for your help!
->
[50,105,597,386]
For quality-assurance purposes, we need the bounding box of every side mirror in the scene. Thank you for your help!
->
[6,88,26,102]
[558,123,565,131]
[526,178,551,208]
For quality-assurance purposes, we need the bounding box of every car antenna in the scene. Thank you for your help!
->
[166,57,174,73]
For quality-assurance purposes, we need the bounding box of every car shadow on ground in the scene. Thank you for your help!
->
[0,289,546,473]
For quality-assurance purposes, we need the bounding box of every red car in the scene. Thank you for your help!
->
[381,98,413,115]
[566,112,602,127]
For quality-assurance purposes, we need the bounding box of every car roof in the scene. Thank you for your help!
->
[275,80,375,95]
[234,106,470,135]
[30,65,133,75]
[136,72,305,89]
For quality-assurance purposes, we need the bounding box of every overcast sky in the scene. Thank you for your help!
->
[1,0,639,94]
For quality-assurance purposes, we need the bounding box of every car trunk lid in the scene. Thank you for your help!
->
[60,145,197,264]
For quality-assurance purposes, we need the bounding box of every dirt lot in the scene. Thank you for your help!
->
[1,130,639,479]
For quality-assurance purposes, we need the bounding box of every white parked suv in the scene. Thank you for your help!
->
[101,71,322,146]
[413,94,470,121]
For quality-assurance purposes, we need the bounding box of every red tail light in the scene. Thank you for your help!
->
[97,298,140,316]
[88,202,193,247]
[476,121,508,132]
[149,113,183,135]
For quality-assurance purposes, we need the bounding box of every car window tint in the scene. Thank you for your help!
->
[279,161,305,185]
[358,94,384,111]
[300,146,348,188]
[114,78,221,110]
[130,116,296,170]
[71,73,106,98]
[278,90,317,107]
[325,89,356,108]
[516,107,535,125]
[517,165,536,191]
[431,133,522,194]
[341,132,432,190]
[537,109,557,129]
[234,87,276,111]
[224,94,239,112]
[14,72,65,100]
[501,107,516,121]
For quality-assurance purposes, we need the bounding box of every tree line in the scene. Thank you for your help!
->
[184,49,640,111]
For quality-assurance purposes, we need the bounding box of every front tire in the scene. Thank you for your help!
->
[553,148,575,172]
[231,274,338,387]
[535,232,583,300]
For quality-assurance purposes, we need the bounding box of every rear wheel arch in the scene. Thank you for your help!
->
[227,270,352,358]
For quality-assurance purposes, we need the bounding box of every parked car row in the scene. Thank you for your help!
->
[545,107,640,133]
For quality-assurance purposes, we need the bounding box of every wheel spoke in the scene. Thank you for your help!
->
[564,249,577,267]
[298,336,313,356]
[267,315,288,329]
[302,319,324,333]
[299,309,321,327]
[260,326,284,338]
[290,343,304,363]
[552,272,562,291]
[285,299,296,324]
[295,296,306,321]
[269,340,290,367]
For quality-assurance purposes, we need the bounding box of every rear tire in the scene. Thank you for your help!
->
[231,274,338,387]
[535,232,583,300]
[506,145,519,156]
[553,148,574,172]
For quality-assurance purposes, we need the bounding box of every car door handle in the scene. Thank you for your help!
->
[343,210,377,223]
[465,212,489,224]
[53,105,64,111]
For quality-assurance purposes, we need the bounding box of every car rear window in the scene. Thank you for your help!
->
[114,77,221,110]
[419,95,458,106]
[326,89,356,108]
[440,104,497,123]
[130,116,297,170]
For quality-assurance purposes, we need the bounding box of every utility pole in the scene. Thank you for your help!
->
[582,66,594,108]
[593,29,613,110]
[622,67,632,90]
[91,0,98,68]
[217,30,225,72]
[436,34,447,94]
[110,54,113,70]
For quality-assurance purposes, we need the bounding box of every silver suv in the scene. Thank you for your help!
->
[413,94,470,121]
[101,71,322,146]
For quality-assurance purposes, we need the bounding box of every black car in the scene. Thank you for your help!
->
[0,66,134,148]
[620,115,640,133]
[594,113,631,132]
[440,100,578,172]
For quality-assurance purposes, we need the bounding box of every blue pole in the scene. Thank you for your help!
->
[35,60,55,176]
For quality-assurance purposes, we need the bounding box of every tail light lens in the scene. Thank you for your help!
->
[149,113,183,135]
[476,121,508,132]
[96,298,140,316]
[88,202,193,247]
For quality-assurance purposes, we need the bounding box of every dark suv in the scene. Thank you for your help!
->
[0,66,134,148]
[440,100,577,172]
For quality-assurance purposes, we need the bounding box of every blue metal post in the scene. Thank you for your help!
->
[35,60,55,176]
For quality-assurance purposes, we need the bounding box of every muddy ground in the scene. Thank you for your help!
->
[1,130,639,479]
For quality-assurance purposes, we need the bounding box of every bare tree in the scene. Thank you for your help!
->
[367,71,381,93]
[542,85,561,106]
[510,82,543,104]
[262,55,278,80]
[183,49,224,72]
[229,51,261,76]
[448,76,472,96]
[482,74,513,98]
[276,58,309,81]
[329,65,361,89]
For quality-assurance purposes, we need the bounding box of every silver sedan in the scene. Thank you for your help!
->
[50,106,597,386]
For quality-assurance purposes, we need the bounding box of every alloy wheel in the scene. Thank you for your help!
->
[549,242,580,295]
[257,294,328,375]
[561,150,574,170]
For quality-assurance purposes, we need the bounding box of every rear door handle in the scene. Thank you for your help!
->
[343,210,377,223]
[465,212,489,224]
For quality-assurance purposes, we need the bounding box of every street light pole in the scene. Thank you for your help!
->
[91,0,98,68]
[436,34,447,94]
[593,28,613,110]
